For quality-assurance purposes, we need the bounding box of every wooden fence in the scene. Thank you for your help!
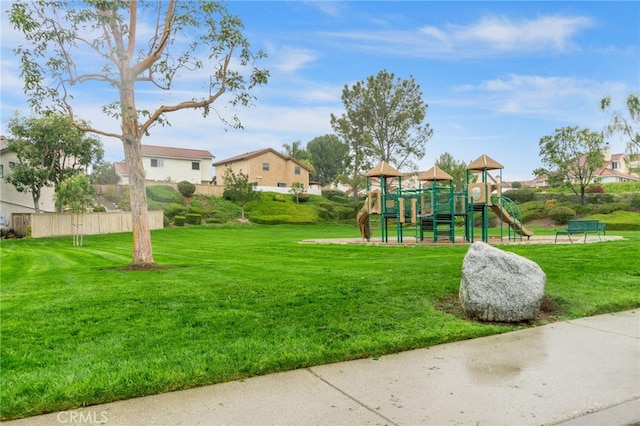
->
[21,211,164,238]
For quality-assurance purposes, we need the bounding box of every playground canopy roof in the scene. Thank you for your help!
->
[466,154,504,171]
[419,166,454,182]
[365,160,402,177]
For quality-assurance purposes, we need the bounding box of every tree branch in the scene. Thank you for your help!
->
[127,0,137,60]
[133,0,175,76]
[140,47,234,134]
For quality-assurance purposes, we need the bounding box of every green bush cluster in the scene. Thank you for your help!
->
[185,213,202,225]
[174,216,186,226]
[177,181,196,197]
[334,206,356,220]
[503,188,536,204]
[587,211,640,231]
[598,202,629,214]
[147,185,184,203]
[321,189,348,200]
[246,193,319,224]
[548,206,576,224]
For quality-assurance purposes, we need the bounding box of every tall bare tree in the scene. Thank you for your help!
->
[9,0,268,266]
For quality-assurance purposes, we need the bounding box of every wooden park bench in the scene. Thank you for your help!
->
[555,219,606,244]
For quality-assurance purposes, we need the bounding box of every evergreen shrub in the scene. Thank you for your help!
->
[177,181,196,197]
[186,213,202,225]
[549,206,576,224]
[146,185,184,203]
[334,206,356,220]
[322,189,348,200]
[503,188,536,203]
[597,202,629,214]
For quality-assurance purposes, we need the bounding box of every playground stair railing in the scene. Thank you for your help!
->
[492,196,528,241]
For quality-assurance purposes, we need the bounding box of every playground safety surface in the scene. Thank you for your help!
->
[300,235,625,246]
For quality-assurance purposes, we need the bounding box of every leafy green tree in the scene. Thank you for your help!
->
[282,141,315,177]
[90,161,119,185]
[331,70,432,197]
[4,114,103,213]
[306,134,349,186]
[533,168,566,188]
[538,126,605,204]
[289,182,307,204]
[222,169,259,220]
[282,141,311,161]
[434,152,468,190]
[600,93,640,156]
[9,0,268,266]
[55,174,95,246]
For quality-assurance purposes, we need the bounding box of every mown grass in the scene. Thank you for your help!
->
[1,224,639,420]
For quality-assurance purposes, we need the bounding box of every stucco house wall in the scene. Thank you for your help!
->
[115,144,215,185]
[213,148,313,192]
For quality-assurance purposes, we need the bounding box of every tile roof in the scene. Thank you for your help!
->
[211,147,312,171]
[114,161,128,176]
[141,144,214,160]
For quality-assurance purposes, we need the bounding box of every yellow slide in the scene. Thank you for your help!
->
[490,204,533,238]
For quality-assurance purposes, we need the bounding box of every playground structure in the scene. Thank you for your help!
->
[357,154,533,244]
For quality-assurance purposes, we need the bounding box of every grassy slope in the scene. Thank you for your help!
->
[1,224,639,419]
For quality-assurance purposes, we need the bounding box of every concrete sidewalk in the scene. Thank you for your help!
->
[6,310,639,426]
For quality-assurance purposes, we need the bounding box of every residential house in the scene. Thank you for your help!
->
[212,148,318,194]
[593,144,639,183]
[0,136,56,229]
[115,144,215,185]
[519,144,639,188]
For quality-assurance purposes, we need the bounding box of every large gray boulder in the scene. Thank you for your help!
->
[459,242,546,322]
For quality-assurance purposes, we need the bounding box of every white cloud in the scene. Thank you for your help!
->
[453,74,629,125]
[303,1,348,17]
[451,15,594,52]
[323,14,595,59]
[266,44,319,74]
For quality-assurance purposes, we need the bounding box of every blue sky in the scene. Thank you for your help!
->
[1,1,639,182]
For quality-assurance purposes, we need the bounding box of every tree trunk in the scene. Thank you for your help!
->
[32,189,41,213]
[122,136,154,265]
[121,76,155,266]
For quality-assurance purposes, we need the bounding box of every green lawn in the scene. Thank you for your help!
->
[1,224,639,420]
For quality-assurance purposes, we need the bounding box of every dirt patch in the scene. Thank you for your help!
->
[435,294,564,326]
[528,217,558,228]
[115,263,173,272]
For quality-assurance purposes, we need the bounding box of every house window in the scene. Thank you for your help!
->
[151,158,163,167]
[262,162,269,171]
[0,165,3,178]
[612,162,618,170]
[192,162,200,170]
[294,166,301,175]
[277,182,286,187]
[9,161,15,168]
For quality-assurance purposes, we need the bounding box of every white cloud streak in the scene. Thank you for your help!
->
[322,14,595,58]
